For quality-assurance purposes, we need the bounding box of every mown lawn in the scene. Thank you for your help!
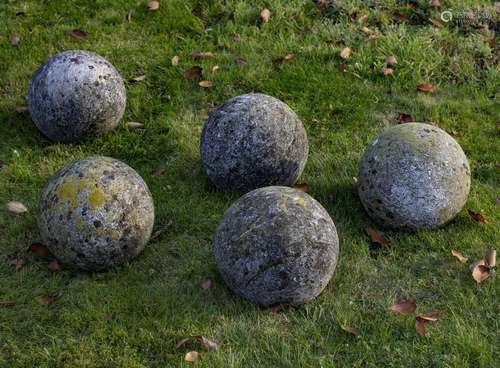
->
[0,1,498,367]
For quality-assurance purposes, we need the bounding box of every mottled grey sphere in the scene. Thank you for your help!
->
[200,93,309,194]
[38,156,154,271]
[214,186,339,307]
[358,123,471,231]
[28,50,126,143]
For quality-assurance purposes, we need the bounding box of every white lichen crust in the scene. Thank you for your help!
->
[28,50,126,143]
[200,93,309,194]
[214,186,339,307]
[358,123,471,231]
[38,156,154,271]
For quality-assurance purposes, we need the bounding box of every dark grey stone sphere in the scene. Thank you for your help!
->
[38,156,154,271]
[214,186,339,307]
[358,123,471,231]
[200,93,309,194]
[28,50,126,143]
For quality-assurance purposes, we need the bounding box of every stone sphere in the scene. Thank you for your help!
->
[38,156,154,271]
[214,186,339,307]
[358,123,471,231]
[200,93,309,194]
[28,50,126,143]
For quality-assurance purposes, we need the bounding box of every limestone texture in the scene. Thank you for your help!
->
[200,93,309,194]
[214,186,339,307]
[358,123,470,231]
[28,50,126,143]
[38,156,154,271]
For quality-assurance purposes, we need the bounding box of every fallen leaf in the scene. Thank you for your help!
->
[29,243,52,257]
[382,67,394,76]
[39,293,61,305]
[11,34,20,47]
[69,29,87,40]
[428,0,442,8]
[468,210,489,224]
[341,325,358,337]
[235,58,248,67]
[0,301,16,308]
[386,55,397,66]
[451,250,468,263]
[415,318,426,336]
[471,264,490,283]
[131,75,146,82]
[293,182,308,192]
[397,113,413,123]
[183,66,202,80]
[184,351,200,363]
[340,47,351,59]
[198,80,214,88]
[6,201,28,215]
[146,1,160,10]
[200,278,212,289]
[125,10,132,22]
[47,259,61,272]
[352,176,358,184]
[15,106,28,113]
[417,82,436,92]
[365,34,381,42]
[272,53,295,65]
[336,63,347,71]
[358,14,369,23]
[364,225,390,248]
[387,300,416,315]
[360,26,372,33]
[210,65,220,74]
[417,311,439,323]
[260,8,271,23]
[190,51,214,59]
[15,258,25,270]
[486,249,496,268]
[171,55,179,66]
[126,122,145,129]
[430,18,444,28]
[392,12,410,22]
[195,336,218,350]
[176,337,190,349]
[469,259,486,272]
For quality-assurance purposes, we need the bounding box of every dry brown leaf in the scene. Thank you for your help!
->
[387,300,416,315]
[430,18,444,28]
[340,47,351,59]
[382,67,394,76]
[199,80,214,88]
[69,29,87,40]
[417,82,436,92]
[126,122,145,129]
[195,336,218,350]
[415,318,426,336]
[360,26,372,34]
[30,243,51,257]
[183,66,202,80]
[392,12,410,22]
[428,0,442,8]
[11,34,20,47]
[200,278,212,289]
[39,293,61,306]
[341,325,358,337]
[210,65,220,74]
[365,34,380,42]
[358,15,369,23]
[386,55,397,66]
[364,225,390,248]
[171,55,179,66]
[0,301,16,308]
[15,106,28,113]
[176,337,190,349]
[471,264,490,283]
[47,259,61,272]
[293,182,308,192]
[6,201,28,215]
[468,210,489,224]
[190,51,214,59]
[486,249,496,268]
[12,258,26,271]
[125,10,132,22]
[272,53,295,65]
[235,58,248,67]
[451,250,468,263]
[260,8,271,23]
[417,311,439,323]
[397,113,413,123]
[185,351,200,363]
[131,75,146,82]
[147,1,160,10]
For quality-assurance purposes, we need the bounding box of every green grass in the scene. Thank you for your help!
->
[0,0,499,366]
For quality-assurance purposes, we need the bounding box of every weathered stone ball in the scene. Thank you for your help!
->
[28,50,126,143]
[214,186,339,307]
[358,123,471,231]
[200,93,309,194]
[38,156,154,271]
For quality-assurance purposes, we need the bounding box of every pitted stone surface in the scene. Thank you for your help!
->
[38,156,154,271]
[200,93,309,194]
[214,186,339,307]
[358,123,470,231]
[28,50,126,143]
